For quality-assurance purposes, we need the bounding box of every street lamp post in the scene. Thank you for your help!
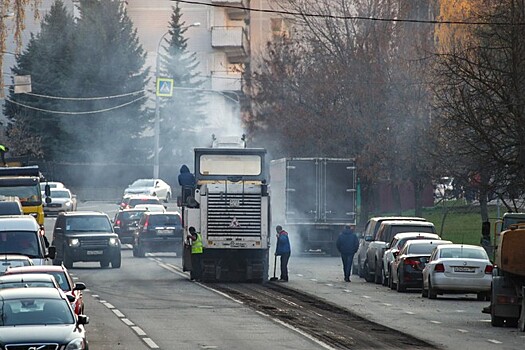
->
[153,23,200,179]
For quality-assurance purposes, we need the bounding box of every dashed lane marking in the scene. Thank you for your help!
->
[101,301,114,309]
[381,303,392,307]
[362,295,371,299]
[430,321,441,324]
[121,318,134,326]
[457,329,468,333]
[487,339,502,344]
[404,311,415,315]
[343,289,352,293]
[296,274,303,277]
[143,337,160,349]
[325,283,334,287]
[132,326,147,336]
[112,309,125,318]
[310,279,318,282]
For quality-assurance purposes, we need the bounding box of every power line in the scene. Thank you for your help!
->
[172,0,525,26]
[23,90,145,101]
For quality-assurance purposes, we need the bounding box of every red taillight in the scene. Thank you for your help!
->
[435,263,445,272]
[143,217,149,230]
[116,220,121,226]
[485,265,493,274]
[404,258,420,267]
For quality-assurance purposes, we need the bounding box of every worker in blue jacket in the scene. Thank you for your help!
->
[336,225,359,282]
[275,225,291,282]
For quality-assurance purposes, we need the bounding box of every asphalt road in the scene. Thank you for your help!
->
[43,202,525,350]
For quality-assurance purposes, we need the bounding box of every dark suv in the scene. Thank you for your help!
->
[132,211,183,258]
[51,211,121,269]
[113,208,147,244]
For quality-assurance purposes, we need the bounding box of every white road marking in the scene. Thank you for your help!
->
[405,311,415,315]
[457,329,468,333]
[91,295,99,298]
[343,289,352,293]
[430,320,441,324]
[362,295,371,299]
[325,283,334,287]
[487,339,502,344]
[101,302,114,309]
[121,318,134,326]
[310,279,318,282]
[296,274,303,277]
[197,305,214,309]
[455,310,465,313]
[201,345,218,349]
[479,319,491,323]
[143,337,160,349]
[381,303,392,307]
[112,309,125,318]
[132,326,147,336]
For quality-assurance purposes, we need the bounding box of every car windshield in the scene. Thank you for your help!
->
[0,259,32,273]
[0,298,75,326]
[0,281,55,289]
[440,248,488,259]
[131,180,154,188]
[51,190,70,199]
[65,216,112,232]
[148,214,181,226]
[0,232,41,257]
[48,272,70,291]
[0,184,41,206]
[407,243,440,255]
[392,225,434,235]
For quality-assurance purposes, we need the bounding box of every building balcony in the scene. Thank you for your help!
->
[210,0,248,20]
[211,71,242,92]
[211,26,249,63]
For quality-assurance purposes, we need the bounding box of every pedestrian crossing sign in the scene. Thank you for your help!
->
[156,78,174,97]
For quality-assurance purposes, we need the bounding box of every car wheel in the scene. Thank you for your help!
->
[428,278,437,299]
[374,260,382,284]
[364,261,374,282]
[396,270,406,292]
[132,243,139,257]
[422,285,428,297]
[381,266,388,286]
[137,242,146,258]
[100,258,110,268]
[112,252,122,268]
[389,268,396,290]
[63,249,73,269]
[358,260,365,278]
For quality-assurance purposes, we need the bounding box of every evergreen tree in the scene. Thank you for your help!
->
[4,0,76,161]
[71,0,150,163]
[158,5,206,166]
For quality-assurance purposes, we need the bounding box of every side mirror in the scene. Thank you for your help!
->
[45,197,52,204]
[74,282,86,291]
[47,246,56,259]
[66,294,76,303]
[44,184,51,197]
[364,235,374,242]
[77,315,89,325]
[386,243,391,249]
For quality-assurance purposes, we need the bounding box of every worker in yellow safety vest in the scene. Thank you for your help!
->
[0,144,8,166]
[187,226,203,281]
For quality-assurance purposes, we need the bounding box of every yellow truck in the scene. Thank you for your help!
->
[0,166,46,225]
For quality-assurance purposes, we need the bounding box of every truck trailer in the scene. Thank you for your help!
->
[181,146,270,282]
[269,158,357,255]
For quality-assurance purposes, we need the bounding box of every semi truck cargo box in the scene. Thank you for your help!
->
[270,158,357,225]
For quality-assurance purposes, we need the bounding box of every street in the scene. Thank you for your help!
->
[43,202,525,350]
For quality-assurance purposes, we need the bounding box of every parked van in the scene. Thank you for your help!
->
[0,215,55,265]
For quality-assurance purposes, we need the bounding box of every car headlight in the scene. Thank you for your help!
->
[69,238,80,247]
[66,338,87,350]
[65,201,72,207]
[109,238,119,246]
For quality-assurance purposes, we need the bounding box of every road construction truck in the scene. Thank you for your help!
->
[487,212,525,330]
[181,146,270,282]
[0,166,47,225]
[269,158,357,255]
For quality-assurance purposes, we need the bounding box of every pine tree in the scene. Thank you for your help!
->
[158,5,206,165]
[4,0,76,161]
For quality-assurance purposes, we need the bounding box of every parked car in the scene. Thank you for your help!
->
[4,264,86,315]
[0,254,34,274]
[0,196,23,215]
[132,211,183,258]
[43,188,77,215]
[124,178,172,202]
[381,232,441,286]
[364,220,437,284]
[422,244,493,300]
[118,194,163,210]
[51,211,121,269]
[113,208,148,244]
[134,203,166,212]
[390,239,452,292]
[0,215,56,265]
[354,216,428,277]
[0,273,61,289]
[0,287,89,348]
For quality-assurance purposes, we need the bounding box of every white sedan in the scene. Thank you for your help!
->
[44,188,77,215]
[422,244,493,300]
[123,179,172,203]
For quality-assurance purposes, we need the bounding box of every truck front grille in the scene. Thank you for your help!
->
[207,193,262,236]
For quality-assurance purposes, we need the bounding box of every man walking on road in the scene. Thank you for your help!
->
[336,224,359,282]
[275,225,291,282]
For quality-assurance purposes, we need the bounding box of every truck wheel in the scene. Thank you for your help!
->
[506,318,519,327]
[63,249,73,269]
[364,261,374,282]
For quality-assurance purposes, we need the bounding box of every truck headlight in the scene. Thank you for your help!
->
[69,238,80,247]
[109,238,119,246]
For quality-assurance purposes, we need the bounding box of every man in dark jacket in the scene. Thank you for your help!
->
[275,225,291,282]
[178,164,195,187]
[336,225,359,282]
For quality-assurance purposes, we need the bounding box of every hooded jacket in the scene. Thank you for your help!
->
[336,227,359,255]
[275,230,291,256]
[178,165,196,187]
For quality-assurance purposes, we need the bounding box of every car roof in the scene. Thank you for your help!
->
[0,286,65,299]
[393,232,440,239]
[0,273,57,283]
[5,265,67,274]
[0,254,33,260]
[58,211,108,217]
[126,195,159,199]
[144,211,181,216]
[369,216,427,222]
[0,215,40,231]
[405,239,452,246]
[118,208,148,213]
[380,220,435,226]
[435,243,484,250]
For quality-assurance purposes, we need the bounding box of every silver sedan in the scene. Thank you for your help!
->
[422,244,493,300]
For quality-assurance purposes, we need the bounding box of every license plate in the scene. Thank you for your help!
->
[157,229,173,235]
[454,266,475,273]
[87,250,103,255]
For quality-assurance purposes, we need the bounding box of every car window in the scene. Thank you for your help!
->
[50,190,70,199]
[0,298,75,326]
[0,232,40,257]
[131,180,155,187]
[391,225,435,236]
[407,242,441,255]
[65,216,112,232]
[49,272,71,291]
[440,247,487,259]
[0,281,55,289]
[148,214,181,226]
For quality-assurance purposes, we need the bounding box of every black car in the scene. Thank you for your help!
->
[51,211,121,269]
[113,208,147,244]
[132,211,183,257]
[0,287,89,349]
